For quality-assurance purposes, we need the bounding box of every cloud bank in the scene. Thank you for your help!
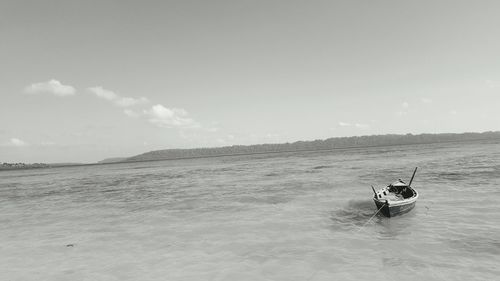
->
[87,86,204,130]
[24,81,206,131]
[338,121,369,129]
[88,86,149,107]
[24,79,76,96]
[145,104,200,129]
[1,138,29,147]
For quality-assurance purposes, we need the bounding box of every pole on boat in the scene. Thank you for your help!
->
[371,185,377,196]
[408,167,418,187]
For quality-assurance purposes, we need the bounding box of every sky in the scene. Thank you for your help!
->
[1,0,499,163]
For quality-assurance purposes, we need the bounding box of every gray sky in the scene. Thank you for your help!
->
[1,0,499,163]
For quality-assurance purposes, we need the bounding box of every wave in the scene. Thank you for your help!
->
[330,199,382,229]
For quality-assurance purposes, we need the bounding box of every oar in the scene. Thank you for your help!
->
[408,167,418,187]
[371,185,377,196]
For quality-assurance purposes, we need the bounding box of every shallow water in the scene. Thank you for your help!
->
[1,140,500,280]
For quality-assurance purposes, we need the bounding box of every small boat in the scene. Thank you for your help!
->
[371,167,419,217]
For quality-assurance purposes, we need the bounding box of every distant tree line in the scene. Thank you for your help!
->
[124,131,500,162]
[0,162,49,170]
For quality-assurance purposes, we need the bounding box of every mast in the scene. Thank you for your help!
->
[408,167,418,187]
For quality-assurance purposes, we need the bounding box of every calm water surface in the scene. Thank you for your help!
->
[1,140,500,281]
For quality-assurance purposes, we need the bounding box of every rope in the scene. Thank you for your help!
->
[356,203,385,233]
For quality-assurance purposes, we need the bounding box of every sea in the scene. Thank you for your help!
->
[1,140,499,281]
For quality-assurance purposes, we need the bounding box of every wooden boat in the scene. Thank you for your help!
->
[372,167,419,217]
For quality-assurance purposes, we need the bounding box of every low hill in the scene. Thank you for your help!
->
[123,131,500,163]
[98,157,128,164]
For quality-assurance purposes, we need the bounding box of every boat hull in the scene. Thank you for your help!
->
[374,199,416,218]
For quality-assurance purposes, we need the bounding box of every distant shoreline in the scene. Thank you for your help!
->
[3,132,498,171]
[103,135,500,165]
[120,131,500,164]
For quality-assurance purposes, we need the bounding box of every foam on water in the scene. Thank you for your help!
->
[1,140,500,280]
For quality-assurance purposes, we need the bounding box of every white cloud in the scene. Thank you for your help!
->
[421,98,432,104]
[355,123,369,129]
[116,97,149,107]
[89,86,117,100]
[338,121,369,129]
[88,86,149,107]
[397,102,410,116]
[87,87,207,130]
[145,104,200,129]
[3,138,29,147]
[24,79,75,96]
